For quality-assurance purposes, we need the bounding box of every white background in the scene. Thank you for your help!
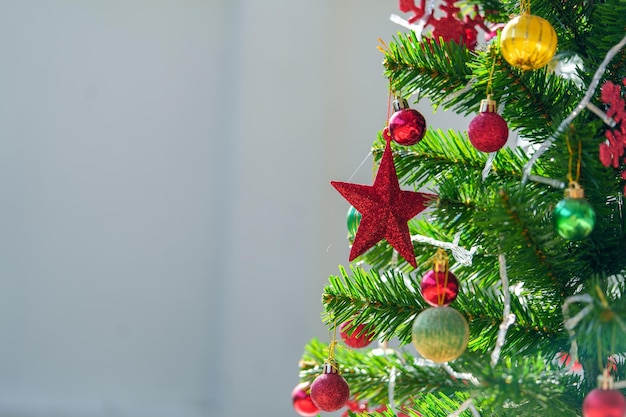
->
[0,1,467,416]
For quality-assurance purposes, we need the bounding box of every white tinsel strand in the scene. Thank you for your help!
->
[586,102,617,128]
[411,232,478,266]
[522,34,626,183]
[528,174,566,189]
[448,398,480,417]
[442,363,480,386]
[469,402,481,417]
[562,293,594,367]
[490,251,516,367]
[481,152,497,180]
[388,366,397,412]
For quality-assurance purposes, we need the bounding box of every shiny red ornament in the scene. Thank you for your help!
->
[468,97,509,153]
[583,388,626,417]
[339,320,375,348]
[291,382,320,417]
[331,138,435,268]
[310,364,350,412]
[420,269,459,307]
[388,98,427,146]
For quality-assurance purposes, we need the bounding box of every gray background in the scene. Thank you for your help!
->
[0,1,468,416]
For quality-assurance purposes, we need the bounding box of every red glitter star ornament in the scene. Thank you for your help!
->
[331,139,435,268]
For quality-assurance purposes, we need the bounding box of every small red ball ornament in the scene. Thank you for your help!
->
[339,320,375,348]
[420,268,459,307]
[310,363,350,412]
[291,382,320,417]
[468,97,509,153]
[388,98,427,146]
[583,388,626,417]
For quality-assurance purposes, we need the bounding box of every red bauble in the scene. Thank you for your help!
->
[420,269,459,307]
[310,365,350,412]
[467,98,509,153]
[388,108,427,146]
[340,320,375,348]
[583,388,626,417]
[291,382,320,417]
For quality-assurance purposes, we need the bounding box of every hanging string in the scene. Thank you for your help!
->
[482,51,500,180]
[520,0,531,14]
[347,151,373,183]
[565,127,582,186]
[485,50,497,99]
[433,249,450,306]
[387,83,395,121]
[326,320,339,370]
[411,232,478,266]
[597,326,604,372]
[522,34,626,183]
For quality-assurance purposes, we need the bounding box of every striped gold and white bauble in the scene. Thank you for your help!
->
[500,13,558,70]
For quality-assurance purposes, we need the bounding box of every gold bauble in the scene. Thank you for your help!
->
[500,13,558,70]
[411,306,469,363]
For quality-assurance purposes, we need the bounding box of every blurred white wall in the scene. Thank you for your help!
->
[0,1,465,417]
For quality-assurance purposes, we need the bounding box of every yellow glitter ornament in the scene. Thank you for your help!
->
[500,13,558,70]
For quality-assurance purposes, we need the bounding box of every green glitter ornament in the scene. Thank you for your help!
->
[554,182,596,241]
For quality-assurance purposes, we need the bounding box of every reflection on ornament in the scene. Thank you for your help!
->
[388,98,427,146]
[291,382,320,417]
[500,13,558,70]
[346,205,361,240]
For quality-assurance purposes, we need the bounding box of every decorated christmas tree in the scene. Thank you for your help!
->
[293,1,626,416]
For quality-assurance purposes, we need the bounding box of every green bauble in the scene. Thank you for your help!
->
[346,205,361,240]
[554,197,596,241]
[411,306,469,363]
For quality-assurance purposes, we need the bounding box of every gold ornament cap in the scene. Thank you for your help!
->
[392,97,410,112]
[564,181,585,199]
[479,96,497,113]
[322,361,340,374]
[597,369,615,390]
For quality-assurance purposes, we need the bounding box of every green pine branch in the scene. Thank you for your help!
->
[383,32,475,103]
[300,338,584,416]
[300,1,626,415]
